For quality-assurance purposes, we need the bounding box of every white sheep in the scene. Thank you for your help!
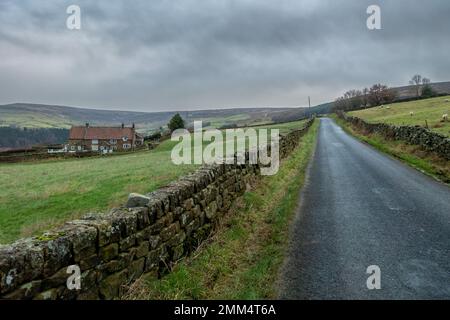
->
[386,106,390,109]
[409,111,414,116]
[443,114,448,121]
[445,99,449,102]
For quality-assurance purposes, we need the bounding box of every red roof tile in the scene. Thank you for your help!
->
[69,126,135,140]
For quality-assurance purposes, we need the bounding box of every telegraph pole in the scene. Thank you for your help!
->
[308,96,313,119]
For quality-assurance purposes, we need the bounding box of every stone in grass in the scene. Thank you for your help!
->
[126,193,151,208]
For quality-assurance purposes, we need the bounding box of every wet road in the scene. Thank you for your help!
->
[279,118,450,299]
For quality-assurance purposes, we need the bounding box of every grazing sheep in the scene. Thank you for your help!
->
[442,114,448,122]
[386,106,390,109]
[445,99,449,102]
[409,111,414,116]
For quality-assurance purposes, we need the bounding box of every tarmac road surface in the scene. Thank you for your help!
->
[278,117,450,299]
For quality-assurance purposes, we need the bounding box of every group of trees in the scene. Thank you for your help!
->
[334,83,396,112]
[0,127,69,149]
[334,74,438,112]
[409,74,437,98]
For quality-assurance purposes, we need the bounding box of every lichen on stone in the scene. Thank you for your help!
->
[35,231,66,242]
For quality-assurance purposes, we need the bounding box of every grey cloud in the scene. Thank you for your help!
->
[0,0,449,111]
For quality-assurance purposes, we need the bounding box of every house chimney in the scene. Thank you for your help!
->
[85,123,89,128]
[121,123,124,129]
[132,123,135,129]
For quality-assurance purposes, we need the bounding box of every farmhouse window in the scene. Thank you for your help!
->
[123,143,131,149]
[92,139,98,144]
[110,139,117,144]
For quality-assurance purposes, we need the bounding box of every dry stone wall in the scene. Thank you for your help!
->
[337,111,450,160]
[0,118,314,300]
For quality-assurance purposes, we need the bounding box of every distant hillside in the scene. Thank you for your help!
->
[4,81,444,135]
[0,127,68,149]
[0,103,311,133]
[393,81,450,100]
[306,102,335,115]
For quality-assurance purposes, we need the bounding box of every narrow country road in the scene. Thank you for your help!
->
[278,117,450,299]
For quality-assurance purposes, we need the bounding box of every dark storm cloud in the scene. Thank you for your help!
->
[0,0,449,111]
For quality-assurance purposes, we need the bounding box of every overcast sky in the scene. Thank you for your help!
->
[0,0,449,112]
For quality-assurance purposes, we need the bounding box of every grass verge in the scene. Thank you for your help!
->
[331,114,449,183]
[124,120,319,300]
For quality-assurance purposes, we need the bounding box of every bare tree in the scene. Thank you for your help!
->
[334,97,347,111]
[409,74,432,97]
[361,88,370,108]
[383,88,397,103]
[409,74,422,97]
[334,84,396,112]
[333,89,365,112]
[351,90,363,109]
[368,84,384,106]
[409,74,422,85]
[368,84,395,106]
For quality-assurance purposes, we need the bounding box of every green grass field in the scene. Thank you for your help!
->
[254,120,308,134]
[203,114,252,129]
[0,111,74,128]
[0,119,307,244]
[349,95,450,137]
